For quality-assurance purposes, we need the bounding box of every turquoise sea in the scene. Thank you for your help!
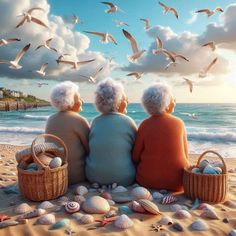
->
[0,103,236,157]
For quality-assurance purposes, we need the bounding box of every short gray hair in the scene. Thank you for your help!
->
[50,81,79,111]
[142,82,173,115]
[94,78,125,114]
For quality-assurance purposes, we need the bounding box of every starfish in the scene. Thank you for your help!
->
[65,228,76,235]
[0,214,10,222]
[95,216,117,227]
[150,224,164,232]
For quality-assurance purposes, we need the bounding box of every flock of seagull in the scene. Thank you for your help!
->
[0,1,224,92]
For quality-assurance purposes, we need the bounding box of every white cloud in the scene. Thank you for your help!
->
[187,10,198,25]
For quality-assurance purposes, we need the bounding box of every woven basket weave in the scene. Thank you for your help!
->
[17,134,68,201]
[183,150,228,203]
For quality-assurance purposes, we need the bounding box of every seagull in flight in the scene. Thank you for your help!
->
[114,20,129,27]
[122,29,146,63]
[0,44,30,70]
[78,67,103,83]
[140,18,150,30]
[0,38,21,47]
[16,7,48,28]
[126,72,143,80]
[101,2,125,14]
[84,31,117,45]
[36,38,58,52]
[183,78,193,93]
[202,41,216,51]
[159,2,179,19]
[195,7,223,17]
[35,63,48,77]
[56,58,95,70]
[56,54,71,65]
[73,14,83,24]
[152,37,166,55]
[199,57,218,78]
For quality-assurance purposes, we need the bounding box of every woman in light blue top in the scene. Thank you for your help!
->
[85,78,137,186]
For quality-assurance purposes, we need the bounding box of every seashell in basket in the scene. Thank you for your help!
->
[190,219,209,231]
[138,199,161,215]
[199,159,209,171]
[18,161,28,170]
[18,209,46,220]
[200,208,219,219]
[74,195,86,204]
[80,214,94,224]
[82,196,110,214]
[27,163,39,170]
[49,157,62,169]
[173,209,192,219]
[212,161,224,169]
[203,164,219,175]
[131,187,152,200]
[75,185,88,196]
[158,216,173,225]
[130,201,146,213]
[214,167,222,174]
[38,201,55,210]
[34,214,56,225]
[14,203,32,214]
[114,214,133,229]
[191,168,201,174]
[64,201,80,214]
[0,220,19,229]
[161,195,178,204]
[38,154,53,166]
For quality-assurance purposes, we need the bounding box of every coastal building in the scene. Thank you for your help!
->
[0,91,3,99]
[10,91,21,98]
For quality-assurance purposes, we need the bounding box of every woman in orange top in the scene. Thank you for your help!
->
[133,82,189,191]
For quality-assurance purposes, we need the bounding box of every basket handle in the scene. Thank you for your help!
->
[196,150,227,173]
[31,133,68,170]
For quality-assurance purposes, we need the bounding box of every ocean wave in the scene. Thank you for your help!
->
[24,114,49,120]
[188,131,236,143]
[0,126,43,134]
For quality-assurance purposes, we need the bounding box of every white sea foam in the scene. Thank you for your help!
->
[0,126,43,134]
[24,114,49,120]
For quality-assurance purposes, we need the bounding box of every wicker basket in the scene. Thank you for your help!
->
[17,134,68,201]
[183,150,228,203]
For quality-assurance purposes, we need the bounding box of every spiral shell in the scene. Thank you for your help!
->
[131,187,152,200]
[65,201,80,214]
[114,214,133,229]
[75,185,88,196]
[80,214,94,224]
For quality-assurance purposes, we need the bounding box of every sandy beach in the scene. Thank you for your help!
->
[0,144,236,236]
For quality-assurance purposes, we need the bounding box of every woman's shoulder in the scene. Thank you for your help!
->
[167,114,185,127]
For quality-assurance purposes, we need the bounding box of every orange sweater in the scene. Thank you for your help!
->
[132,113,189,191]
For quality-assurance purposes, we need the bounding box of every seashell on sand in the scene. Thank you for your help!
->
[107,199,115,206]
[190,219,209,231]
[170,204,183,212]
[112,195,134,203]
[131,187,152,200]
[0,220,19,229]
[49,157,62,169]
[49,219,70,230]
[172,222,184,232]
[112,186,128,193]
[224,200,236,209]
[228,229,236,236]
[74,195,86,204]
[65,201,80,214]
[200,208,219,219]
[38,201,55,210]
[91,183,100,189]
[161,195,178,204]
[138,199,161,215]
[80,214,94,224]
[14,203,32,214]
[75,185,88,196]
[82,196,110,214]
[158,216,173,225]
[173,210,192,219]
[119,205,133,215]
[18,209,46,219]
[34,214,56,225]
[152,192,164,200]
[72,212,83,221]
[114,214,133,229]
[199,203,213,210]
[223,217,230,223]
[58,196,69,202]
[130,201,146,213]
[104,210,117,218]
[100,192,112,200]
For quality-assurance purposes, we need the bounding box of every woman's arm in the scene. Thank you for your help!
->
[183,126,188,160]
[132,124,144,164]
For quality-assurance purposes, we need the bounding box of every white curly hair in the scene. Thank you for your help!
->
[50,81,79,111]
[142,82,173,115]
[94,78,125,114]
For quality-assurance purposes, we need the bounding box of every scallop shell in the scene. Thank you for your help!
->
[224,200,236,209]
[173,210,192,219]
[49,157,62,169]
[190,219,209,231]
[114,214,133,229]
[169,204,183,212]
[72,212,83,221]
[0,220,19,229]
[49,218,70,230]
[161,195,178,204]
[131,201,146,213]
[131,187,152,200]
[74,195,86,204]
[34,214,56,225]
[14,203,32,214]
[18,209,46,219]
[75,185,88,196]
[38,201,55,210]
[80,214,94,224]
[65,201,80,214]
[229,229,236,236]
[104,210,117,218]
[200,208,219,219]
[112,186,128,193]
[100,192,112,200]
[158,216,173,225]
[152,192,164,200]
[138,199,161,215]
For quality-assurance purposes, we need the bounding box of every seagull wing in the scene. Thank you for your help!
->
[215,7,223,12]
[108,34,118,45]
[14,43,30,63]
[156,36,163,49]
[40,63,48,72]
[205,57,218,73]
[27,7,44,14]
[127,72,138,77]
[35,45,44,50]
[122,29,139,53]
[46,38,53,46]
[15,17,26,28]
[93,67,103,77]
[170,7,179,19]
[31,17,49,28]
[162,50,175,62]
[6,38,21,43]
[195,9,211,15]
[140,18,150,29]
[77,59,95,65]
[202,41,215,50]
[78,74,89,79]
[101,2,115,8]
[175,54,189,62]
[183,78,193,93]
[159,1,169,12]
[83,31,105,38]
[58,60,75,66]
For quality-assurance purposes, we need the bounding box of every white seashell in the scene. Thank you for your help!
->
[191,168,201,174]
[34,214,56,225]
[169,204,182,212]
[138,199,161,215]
[74,195,86,204]
[38,201,55,210]
[107,199,115,206]
[114,214,133,229]
[131,201,146,213]
[75,185,88,196]
[112,186,128,193]
[131,187,152,200]
[158,216,173,225]
[14,203,32,214]
[173,210,192,219]
[228,229,236,236]
[104,210,117,218]
[72,212,83,221]
[82,196,110,214]
[190,219,209,231]
[152,192,164,200]
[80,214,94,224]
[65,201,80,214]
[224,200,236,209]
[18,209,46,219]
[200,208,219,219]
[49,157,62,169]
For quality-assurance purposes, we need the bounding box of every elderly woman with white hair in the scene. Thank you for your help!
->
[85,78,137,186]
[133,82,189,191]
[45,81,90,185]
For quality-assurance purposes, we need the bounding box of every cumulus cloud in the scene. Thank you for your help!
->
[0,0,110,83]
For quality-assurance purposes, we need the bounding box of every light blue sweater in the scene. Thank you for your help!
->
[85,112,137,186]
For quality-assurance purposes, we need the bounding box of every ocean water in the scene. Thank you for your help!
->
[0,103,236,158]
